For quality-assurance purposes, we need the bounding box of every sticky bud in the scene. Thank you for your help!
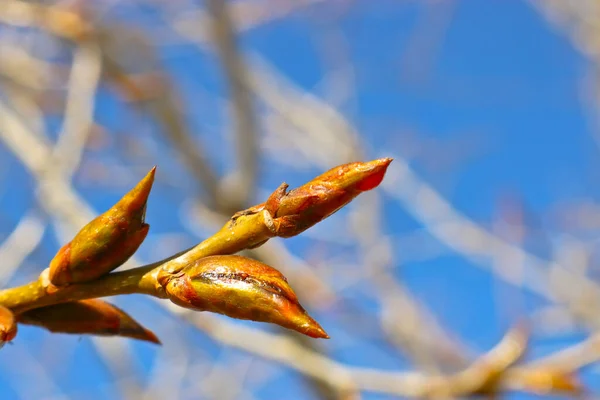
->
[235,158,392,238]
[17,299,160,344]
[49,167,156,285]
[0,306,17,347]
[159,255,328,339]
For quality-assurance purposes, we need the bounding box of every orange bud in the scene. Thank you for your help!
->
[159,255,328,338]
[0,306,17,347]
[49,167,155,285]
[235,158,392,237]
[17,299,160,344]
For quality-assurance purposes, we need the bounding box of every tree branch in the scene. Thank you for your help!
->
[207,0,260,208]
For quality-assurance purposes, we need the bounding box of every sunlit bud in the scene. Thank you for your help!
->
[49,167,155,285]
[236,158,392,238]
[159,255,328,339]
[18,299,160,344]
[0,306,17,347]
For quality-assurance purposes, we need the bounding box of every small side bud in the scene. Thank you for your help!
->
[18,299,160,344]
[159,255,328,339]
[0,306,17,347]
[49,167,156,285]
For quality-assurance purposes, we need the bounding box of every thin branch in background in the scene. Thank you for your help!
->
[398,0,456,86]
[174,308,585,397]
[0,211,46,287]
[0,43,49,91]
[141,323,194,400]
[0,0,222,206]
[99,32,222,207]
[353,188,471,370]
[51,42,102,179]
[249,54,362,166]
[198,355,258,400]
[2,344,69,400]
[207,0,260,209]
[92,337,145,400]
[172,0,325,45]
[304,3,357,112]
[381,157,600,328]
[0,0,91,42]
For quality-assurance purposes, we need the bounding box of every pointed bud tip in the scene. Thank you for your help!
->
[308,326,330,339]
[117,166,156,214]
[146,166,157,183]
[135,166,157,193]
[141,329,161,345]
[374,157,394,166]
[140,166,157,191]
[296,313,329,339]
[355,157,393,192]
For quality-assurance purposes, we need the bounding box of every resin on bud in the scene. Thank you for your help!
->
[235,158,392,237]
[159,255,328,339]
[17,299,160,344]
[0,306,17,348]
[49,167,156,285]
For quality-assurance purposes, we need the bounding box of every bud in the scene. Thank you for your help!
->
[49,167,156,285]
[0,306,17,347]
[18,299,160,344]
[235,158,392,237]
[159,255,328,339]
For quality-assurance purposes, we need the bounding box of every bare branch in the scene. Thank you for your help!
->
[52,42,102,179]
[0,211,46,287]
[207,0,259,208]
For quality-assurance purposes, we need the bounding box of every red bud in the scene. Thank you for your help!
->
[234,158,392,237]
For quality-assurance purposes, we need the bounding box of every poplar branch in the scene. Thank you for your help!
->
[0,207,275,313]
[0,159,392,316]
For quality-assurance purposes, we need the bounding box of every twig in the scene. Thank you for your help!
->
[0,43,50,90]
[52,42,102,179]
[172,0,325,45]
[175,309,587,397]
[207,0,259,208]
